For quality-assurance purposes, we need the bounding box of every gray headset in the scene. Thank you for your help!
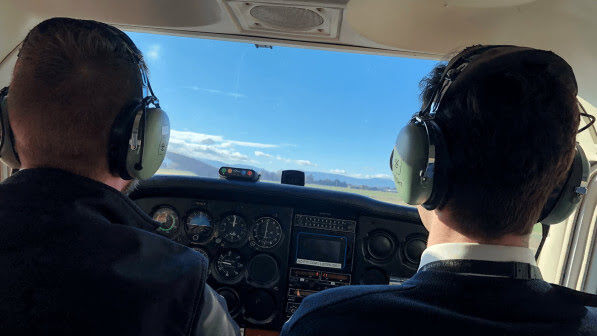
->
[0,22,170,180]
[390,45,591,225]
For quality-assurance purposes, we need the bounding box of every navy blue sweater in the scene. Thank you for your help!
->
[282,259,597,335]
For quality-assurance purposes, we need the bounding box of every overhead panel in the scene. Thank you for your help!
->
[7,0,222,28]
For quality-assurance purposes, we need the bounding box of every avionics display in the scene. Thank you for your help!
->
[296,233,347,269]
[287,214,355,318]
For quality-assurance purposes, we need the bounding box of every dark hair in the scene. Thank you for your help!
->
[421,46,580,239]
[8,17,146,175]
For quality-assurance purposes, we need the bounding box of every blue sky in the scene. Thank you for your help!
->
[128,32,438,179]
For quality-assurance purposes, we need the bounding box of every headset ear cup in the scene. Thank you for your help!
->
[125,107,169,180]
[539,144,590,225]
[0,92,21,169]
[423,120,449,210]
[108,100,141,180]
[392,122,434,205]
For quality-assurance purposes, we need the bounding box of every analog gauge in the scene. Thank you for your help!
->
[152,206,179,235]
[213,250,244,284]
[185,211,214,244]
[251,217,283,249]
[220,214,248,244]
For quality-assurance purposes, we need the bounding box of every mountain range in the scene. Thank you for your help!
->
[161,152,396,189]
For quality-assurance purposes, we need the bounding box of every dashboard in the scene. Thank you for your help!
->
[131,176,428,331]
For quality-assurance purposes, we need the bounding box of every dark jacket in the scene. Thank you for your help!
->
[0,168,239,336]
[281,260,597,336]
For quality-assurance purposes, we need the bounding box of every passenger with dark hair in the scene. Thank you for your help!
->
[281,46,597,335]
[0,18,239,335]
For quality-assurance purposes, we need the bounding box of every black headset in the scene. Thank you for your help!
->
[0,21,170,180]
[390,45,591,225]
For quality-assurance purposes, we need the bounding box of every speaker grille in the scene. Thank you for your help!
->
[223,0,344,39]
[250,6,324,30]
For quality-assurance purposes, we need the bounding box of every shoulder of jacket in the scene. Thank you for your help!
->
[282,283,416,335]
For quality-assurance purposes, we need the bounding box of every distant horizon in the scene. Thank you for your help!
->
[161,151,397,190]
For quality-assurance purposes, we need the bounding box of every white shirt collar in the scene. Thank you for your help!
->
[418,243,537,271]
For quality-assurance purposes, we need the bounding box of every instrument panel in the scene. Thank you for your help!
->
[137,197,293,328]
[132,176,428,331]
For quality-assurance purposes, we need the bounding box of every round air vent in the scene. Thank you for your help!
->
[247,253,279,288]
[250,6,324,30]
[404,237,427,264]
[367,231,395,261]
[243,290,277,324]
[216,287,240,317]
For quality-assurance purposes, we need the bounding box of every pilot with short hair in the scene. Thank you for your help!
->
[0,18,239,335]
[281,46,597,335]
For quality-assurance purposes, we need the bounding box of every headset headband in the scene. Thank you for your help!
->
[418,45,529,120]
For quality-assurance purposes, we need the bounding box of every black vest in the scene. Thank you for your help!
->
[0,168,211,335]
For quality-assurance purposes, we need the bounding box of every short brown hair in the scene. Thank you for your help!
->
[8,17,146,176]
[420,46,580,239]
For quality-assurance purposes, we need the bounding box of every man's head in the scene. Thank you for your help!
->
[417,46,580,243]
[7,18,146,184]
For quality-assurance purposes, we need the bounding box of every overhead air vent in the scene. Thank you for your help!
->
[222,1,345,39]
[250,6,323,30]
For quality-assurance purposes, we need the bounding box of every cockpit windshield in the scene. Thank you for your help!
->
[127,31,439,205]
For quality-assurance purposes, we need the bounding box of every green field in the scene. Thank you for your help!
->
[156,168,198,176]
[259,180,405,205]
[305,184,406,206]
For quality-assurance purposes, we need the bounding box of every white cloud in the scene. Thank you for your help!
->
[330,169,346,174]
[168,130,277,164]
[276,155,290,163]
[167,130,316,168]
[146,44,161,61]
[254,151,273,158]
[296,160,316,167]
[272,155,317,167]
[230,140,277,149]
[347,173,392,179]
[185,86,246,99]
[326,170,389,179]
[369,173,392,179]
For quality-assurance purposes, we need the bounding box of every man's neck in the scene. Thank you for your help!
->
[20,164,128,192]
[420,206,530,248]
[426,226,529,248]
